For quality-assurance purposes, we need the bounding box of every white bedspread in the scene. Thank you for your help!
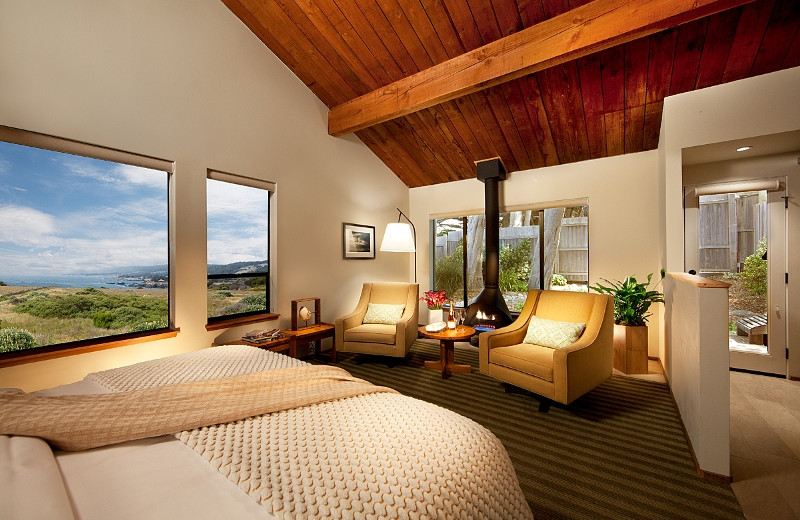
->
[6,345,533,520]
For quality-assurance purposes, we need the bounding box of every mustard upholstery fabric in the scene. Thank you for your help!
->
[335,282,419,357]
[479,289,613,405]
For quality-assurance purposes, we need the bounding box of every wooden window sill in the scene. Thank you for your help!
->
[0,328,180,368]
[205,313,280,331]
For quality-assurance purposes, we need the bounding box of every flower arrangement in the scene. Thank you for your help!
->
[420,290,447,310]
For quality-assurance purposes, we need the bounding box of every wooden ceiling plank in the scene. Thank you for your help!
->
[600,45,625,157]
[439,101,491,164]
[722,0,776,82]
[520,75,561,167]
[669,18,709,95]
[490,0,525,37]
[466,0,534,169]
[543,0,572,18]
[427,105,479,178]
[469,90,522,172]
[538,63,591,164]
[749,0,800,76]
[643,29,677,150]
[643,99,664,151]
[782,22,800,68]
[272,0,375,94]
[395,0,452,65]
[329,0,756,136]
[455,95,503,160]
[695,8,742,88]
[363,123,431,186]
[410,108,473,179]
[313,0,396,86]
[517,0,547,27]
[388,117,456,184]
[374,0,437,69]
[577,53,607,159]
[236,0,360,104]
[352,0,426,75]
[624,38,649,154]
[356,128,423,187]
[332,0,408,81]
[221,0,344,106]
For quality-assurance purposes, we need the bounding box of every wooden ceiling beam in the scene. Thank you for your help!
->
[328,0,755,137]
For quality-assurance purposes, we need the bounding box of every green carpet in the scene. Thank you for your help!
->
[311,340,745,520]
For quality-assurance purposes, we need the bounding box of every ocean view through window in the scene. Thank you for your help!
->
[0,128,171,357]
[206,172,271,322]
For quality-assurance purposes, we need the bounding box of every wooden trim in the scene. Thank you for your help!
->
[205,313,280,331]
[0,329,180,368]
[327,0,754,136]
[668,272,731,288]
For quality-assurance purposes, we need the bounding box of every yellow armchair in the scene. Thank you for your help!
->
[479,289,614,411]
[335,282,419,359]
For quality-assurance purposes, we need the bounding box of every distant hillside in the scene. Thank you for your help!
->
[207,260,269,275]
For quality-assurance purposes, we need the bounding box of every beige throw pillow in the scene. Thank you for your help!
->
[362,303,405,325]
[523,315,586,349]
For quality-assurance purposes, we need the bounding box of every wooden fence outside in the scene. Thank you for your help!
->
[434,216,588,282]
[699,192,767,273]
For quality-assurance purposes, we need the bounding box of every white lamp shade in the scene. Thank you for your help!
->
[380,222,416,252]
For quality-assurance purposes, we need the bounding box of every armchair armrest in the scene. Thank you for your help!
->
[395,283,419,353]
[551,294,614,403]
[335,283,372,345]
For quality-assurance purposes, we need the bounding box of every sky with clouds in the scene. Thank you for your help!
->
[0,141,267,279]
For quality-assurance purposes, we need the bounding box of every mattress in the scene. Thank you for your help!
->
[1,345,533,519]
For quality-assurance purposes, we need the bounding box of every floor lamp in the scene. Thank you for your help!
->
[380,208,417,283]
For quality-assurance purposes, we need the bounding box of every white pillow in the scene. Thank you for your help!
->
[523,315,586,349]
[362,303,405,325]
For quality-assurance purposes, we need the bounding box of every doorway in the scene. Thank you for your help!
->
[685,181,787,376]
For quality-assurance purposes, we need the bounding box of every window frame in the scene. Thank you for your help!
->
[205,170,276,328]
[430,199,589,310]
[0,125,177,367]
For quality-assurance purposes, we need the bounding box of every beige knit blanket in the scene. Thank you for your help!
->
[0,365,396,451]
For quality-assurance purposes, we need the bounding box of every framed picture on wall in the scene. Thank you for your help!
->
[342,222,375,259]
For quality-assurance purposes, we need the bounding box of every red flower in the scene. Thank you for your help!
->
[420,290,447,310]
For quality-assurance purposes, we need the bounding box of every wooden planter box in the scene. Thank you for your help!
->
[613,324,648,374]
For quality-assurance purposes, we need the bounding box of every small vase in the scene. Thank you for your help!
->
[427,308,444,324]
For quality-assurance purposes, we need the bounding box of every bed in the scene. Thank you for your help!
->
[1,345,533,520]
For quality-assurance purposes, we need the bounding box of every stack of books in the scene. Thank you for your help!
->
[242,328,282,344]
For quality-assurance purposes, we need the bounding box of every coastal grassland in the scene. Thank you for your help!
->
[0,285,168,351]
[207,278,267,318]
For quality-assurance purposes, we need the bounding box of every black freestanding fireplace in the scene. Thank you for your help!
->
[465,158,513,338]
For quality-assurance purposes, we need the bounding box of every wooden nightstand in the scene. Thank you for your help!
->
[282,323,336,361]
[213,334,295,358]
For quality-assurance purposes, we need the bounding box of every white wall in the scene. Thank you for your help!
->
[0,0,410,391]
[660,67,800,380]
[409,151,665,356]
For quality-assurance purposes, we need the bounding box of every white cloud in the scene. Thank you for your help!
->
[0,205,57,246]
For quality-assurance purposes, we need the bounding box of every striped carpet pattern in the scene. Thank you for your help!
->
[311,340,745,520]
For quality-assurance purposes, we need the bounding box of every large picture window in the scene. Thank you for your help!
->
[432,204,588,313]
[206,171,272,322]
[0,127,171,358]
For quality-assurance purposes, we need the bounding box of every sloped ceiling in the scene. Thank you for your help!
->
[222,0,800,187]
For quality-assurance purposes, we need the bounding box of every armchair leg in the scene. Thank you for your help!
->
[538,398,552,413]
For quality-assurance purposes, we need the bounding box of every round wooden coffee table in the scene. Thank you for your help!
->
[418,325,476,379]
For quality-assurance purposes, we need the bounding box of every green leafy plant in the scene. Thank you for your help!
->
[590,273,664,326]
[551,274,567,286]
[499,238,531,293]
[740,237,767,296]
[434,243,464,298]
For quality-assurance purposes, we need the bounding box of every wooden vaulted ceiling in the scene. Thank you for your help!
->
[222,0,800,188]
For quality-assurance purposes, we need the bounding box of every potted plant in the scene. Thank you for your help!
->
[420,290,447,324]
[590,273,664,374]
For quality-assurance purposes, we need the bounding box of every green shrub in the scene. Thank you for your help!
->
[0,328,37,352]
[130,319,169,333]
[435,243,465,298]
[499,238,531,293]
[93,310,115,328]
[552,274,567,286]
[740,238,767,296]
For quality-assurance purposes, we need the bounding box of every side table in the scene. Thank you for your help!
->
[213,334,295,357]
[418,325,475,379]
[282,322,336,361]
